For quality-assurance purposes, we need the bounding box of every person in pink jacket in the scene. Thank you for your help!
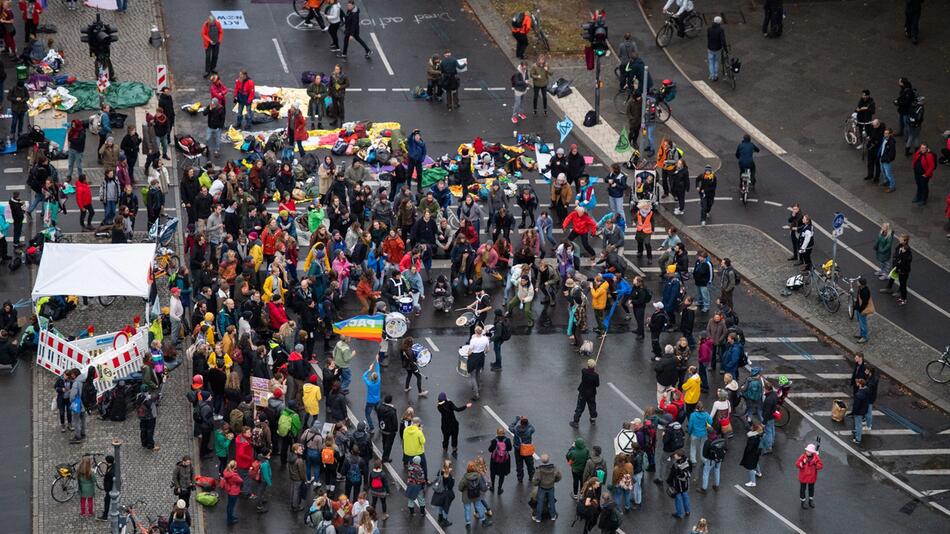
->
[332,250,351,296]
[796,443,823,509]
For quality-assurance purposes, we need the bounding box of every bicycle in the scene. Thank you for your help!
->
[738,169,751,205]
[844,113,871,150]
[842,276,861,319]
[925,346,950,384]
[774,381,793,428]
[532,7,551,53]
[118,499,160,534]
[656,10,704,48]
[50,452,110,502]
[152,246,180,280]
[720,46,739,90]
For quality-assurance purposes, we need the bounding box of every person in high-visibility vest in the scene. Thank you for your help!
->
[634,200,655,261]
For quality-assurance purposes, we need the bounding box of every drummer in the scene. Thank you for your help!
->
[464,288,493,338]
[382,269,410,311]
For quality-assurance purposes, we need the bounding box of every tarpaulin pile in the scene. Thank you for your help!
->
[28,81,153,116]
[226,121,403,154]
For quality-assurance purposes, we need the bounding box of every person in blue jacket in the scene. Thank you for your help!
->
[408,129,427,192]
[363,357,381,431]
[661,266,682,325]
[735,134,760,187]
[721,332,743,380]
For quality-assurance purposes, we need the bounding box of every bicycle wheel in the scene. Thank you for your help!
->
[655,101,672,124]
[656,24,674,48]
[724,67,736,90]
[293,0,306,18]
[926,359,950,384]
[51,476,78,503]
[613,91,630,115]
[740,187,748,206]
[800,273,813,297]
[683,13,704,37]
[99,296,117,307]
[819,286,840,313]
[844,125,857,146]
[775,404,790,428]
[536,29,551,53]
[848,297,855,319]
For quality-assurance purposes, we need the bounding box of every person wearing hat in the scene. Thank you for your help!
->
[796,443,823,509]
[168,498,192,531]
[544,147,570,185]
[570,359,600,429]
[549,173,574,224]
[696,164,717,225]
[661,265,683,325]
[634,200,655,261]
[649,302,669,361]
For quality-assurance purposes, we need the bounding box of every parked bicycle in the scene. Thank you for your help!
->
[720,45,740,90]
[925,346,950,384]
[844,113,872,150]
[118,499,161,534]
[531,6,551,53]
[656,10,704,48]
[50,453,108,503]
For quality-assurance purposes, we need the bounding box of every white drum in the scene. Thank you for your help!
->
[384,312,408,339]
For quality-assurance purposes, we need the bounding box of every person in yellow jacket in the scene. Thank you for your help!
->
[402,417,428,478]
[302,241,331,274]
[248,231,264,273]
[302,374,323,427]
[590,274,609,334]
[682,365,701,414]
[207,342,233,373]
[194,312,216,345]
[261,265,287,303]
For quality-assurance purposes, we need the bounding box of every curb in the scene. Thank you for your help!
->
[666,217,950,416]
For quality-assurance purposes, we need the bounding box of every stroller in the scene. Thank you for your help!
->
[175,134,208,170]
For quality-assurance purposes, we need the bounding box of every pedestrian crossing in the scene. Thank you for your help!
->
[741,336,950,496]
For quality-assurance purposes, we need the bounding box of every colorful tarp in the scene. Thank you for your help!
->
[65,81,153,113]
[225,121,401,152]
[332,314,384,342]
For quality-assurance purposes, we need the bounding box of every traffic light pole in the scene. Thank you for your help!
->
[639,65,649,156]
[593,54,601,125]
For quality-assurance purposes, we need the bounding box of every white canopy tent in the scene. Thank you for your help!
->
[31,243,155,299]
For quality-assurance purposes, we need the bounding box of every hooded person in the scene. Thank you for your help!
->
[301,374,322,427]
[565,437,590,497]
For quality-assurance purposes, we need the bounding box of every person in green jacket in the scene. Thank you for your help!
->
[529,55,551,115]
[874,222,893,279]
[215,423,234,476]
[77,456,96,517]
[307,74,329,129]
[566,437,589,498]
[307,202,326,233]
[256,450,273,513]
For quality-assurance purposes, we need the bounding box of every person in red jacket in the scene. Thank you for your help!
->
[201,14,223,78]
[233,70,255,130]
[234,426,254,475]
[562,206,597,257]
[75,174,94,231]
[18,0,41,45]
[267,295,289,330]
[287,103,309,155]
[209,73,228,109]
[795,443,823,509]
[261,219,283,264]
[221,460,243,524]
[911,143,937,206]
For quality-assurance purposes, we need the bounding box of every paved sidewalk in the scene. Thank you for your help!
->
[642,0,950,258]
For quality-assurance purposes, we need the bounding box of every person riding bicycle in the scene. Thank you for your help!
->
[775,375,793,404]
[617,33,639,90]
[663,0,695,38]
[735,134,760,189]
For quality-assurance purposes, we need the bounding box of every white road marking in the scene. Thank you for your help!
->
[5,184,25,190]
[812,410,884,417]
[811,221,950,321]
[463,87,483,91]
[788,392,847,398]
[816,373,852,380]
[834,429,918,436]
[922,489,950,496]
[692,81,787,156]
[746,336,818,343]
[369,32,395,76]
[872,449,950,457]
[483,405,540,460]
[177,87,198,93]
[778,354,841,361]
[733,484,807,534]
[391,88,410,92]
[487,87,507,91]
[4,167,23,173]
[608,382,644,415]
[844,218,863,232]
[940,429,950,435]
[763,200,784,207]
[367,88,387,92]
[271,38,289,73]
[747,355,770,361]
[764,373,806,380]
[347,88,362,92]
[424,337,440,352]
[665,117,715,159]
[787,398,950,517]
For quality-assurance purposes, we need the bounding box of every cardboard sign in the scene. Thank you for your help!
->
[251,376,271,407]
[212,10,248,30]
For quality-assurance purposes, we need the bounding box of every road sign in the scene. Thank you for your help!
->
[832,227,844,237]
[832,212,845,230]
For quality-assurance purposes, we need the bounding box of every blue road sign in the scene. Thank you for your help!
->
[832,212,845,230]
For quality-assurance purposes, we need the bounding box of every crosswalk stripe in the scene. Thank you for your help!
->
[778,354,842,361]
[871,449,950,457]
[834,429,918,436]
[788,392,847,398]
[816,373,852,380]
[746,337,819,343]
[765,373,806,380]
[747,355,769,361]
[812,410,884,417]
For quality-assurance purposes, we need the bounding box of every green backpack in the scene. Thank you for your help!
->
[196,491,219,507]
[277,409,293,437]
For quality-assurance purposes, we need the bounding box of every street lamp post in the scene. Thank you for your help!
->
[639,65,649,157]
[109,439,122,534]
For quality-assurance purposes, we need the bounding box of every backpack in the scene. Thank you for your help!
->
[81,378,97,409]
[321,446,336,465]
[619,472,633,490]
[347,461,362,483]
[632,450,647,474]
[738,346,749,368]
[331,139,348,155]
[500,319,512,341]
[583,110,597,127]
[466,477,482,499]
[511,11,525,29]
[595,467,606,484]
[168,518,190,534]
[598,506,622,530]
[88,113,102,135]
[491,439,510,464]
[665,426,685,451]
[731,267,741,285]
[195,491,219,507]
[249,460,262,481]
[370,472,384,491]
[315,521,331,534]
[708,438,727,462]
[277,410,293,437]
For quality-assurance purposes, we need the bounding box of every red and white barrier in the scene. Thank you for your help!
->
[37,327,150,399]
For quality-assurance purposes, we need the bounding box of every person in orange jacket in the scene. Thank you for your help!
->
[302,0,327,29]
[562,206,597,257]
[511,10,532,59]
[201,14,223,78]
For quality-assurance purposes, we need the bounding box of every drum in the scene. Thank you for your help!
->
[457,346,470,377]
[398,296,414,314]
[384,312,408,339]
[455,311,476,327]
[412,343,432,367]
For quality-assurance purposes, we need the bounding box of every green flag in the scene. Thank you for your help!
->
[615,128,630,152]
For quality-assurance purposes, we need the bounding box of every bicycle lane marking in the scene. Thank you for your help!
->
[733,484,807,534]
[787,398,950,518]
